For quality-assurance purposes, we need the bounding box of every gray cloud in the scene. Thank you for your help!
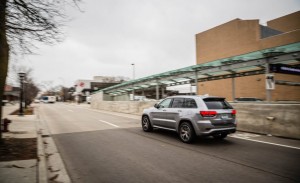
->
[16,0,300,87]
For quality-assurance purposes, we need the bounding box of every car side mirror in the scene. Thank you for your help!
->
[154,103,160,108]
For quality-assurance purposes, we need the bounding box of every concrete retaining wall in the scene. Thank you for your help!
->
[91,100,300,139]
[231,103,300,139]
[91,101,157,115]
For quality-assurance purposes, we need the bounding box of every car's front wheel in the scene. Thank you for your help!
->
[179,122,195,143]
[142,116,153,132]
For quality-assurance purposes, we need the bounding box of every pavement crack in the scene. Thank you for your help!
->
[49,174,59,181]
[4,164,25,169]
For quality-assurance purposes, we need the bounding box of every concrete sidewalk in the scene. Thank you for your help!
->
[0,105,43,183]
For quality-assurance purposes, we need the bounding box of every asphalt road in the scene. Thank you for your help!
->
[37,103,300,183]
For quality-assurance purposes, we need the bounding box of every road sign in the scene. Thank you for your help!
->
[270,64,300,75]
[266,74,275,90]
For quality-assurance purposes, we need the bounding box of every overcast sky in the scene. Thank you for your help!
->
[10,0,300,88]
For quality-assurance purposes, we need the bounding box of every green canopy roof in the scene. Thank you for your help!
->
[96,42,300,95]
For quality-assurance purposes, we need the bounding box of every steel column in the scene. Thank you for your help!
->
[232,77,236,101]
[195,71,198,95]
[265,61,271,102]
[156,83,159,100]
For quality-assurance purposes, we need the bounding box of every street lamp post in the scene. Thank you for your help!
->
[131,63,135,80]
[18,73,26,116]
[131,63,135,101]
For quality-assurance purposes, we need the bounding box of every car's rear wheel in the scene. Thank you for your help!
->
[179,122,195,143]
[142,116,153,132]
[213,133,227,139]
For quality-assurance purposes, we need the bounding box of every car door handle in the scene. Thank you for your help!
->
[163,110,167,111]
[178,110,182,112]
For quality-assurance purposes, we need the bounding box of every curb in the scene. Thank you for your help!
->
[35,106,71,183]
[35,108,48,183]
[37,130,48,183]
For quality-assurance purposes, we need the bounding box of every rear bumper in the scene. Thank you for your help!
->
[193,120,236,136]
[204,128,236,135]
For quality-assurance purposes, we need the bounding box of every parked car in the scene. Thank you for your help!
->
[234,97,263,102]
[141,95,237,143]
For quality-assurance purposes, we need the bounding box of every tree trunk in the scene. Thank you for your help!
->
[0,0,9,141]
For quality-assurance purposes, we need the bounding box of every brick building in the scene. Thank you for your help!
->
[3,84,20,102]
[195,11,300,101]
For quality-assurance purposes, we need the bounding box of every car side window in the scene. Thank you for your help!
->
[171,98,185,108]
[184,98,197,108]
[159,98,172,108]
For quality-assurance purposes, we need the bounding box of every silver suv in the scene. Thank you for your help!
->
[141,95,236,143]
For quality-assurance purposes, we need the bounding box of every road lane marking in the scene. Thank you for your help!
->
[68,109,74,112]
[230,133,261,139]
[98,120,119,128]
[230,136,300,150]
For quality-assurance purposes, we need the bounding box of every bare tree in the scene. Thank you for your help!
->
[12,66,40,107]
[0,0,81,141]
[24,77,40,107]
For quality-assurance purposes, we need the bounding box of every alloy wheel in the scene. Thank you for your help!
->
[142,116,152,132]
[180,124,191,142]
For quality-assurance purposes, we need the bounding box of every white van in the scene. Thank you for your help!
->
[42,96,56,103]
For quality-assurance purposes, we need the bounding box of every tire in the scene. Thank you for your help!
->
[179,122,195,143]
[142,116,153,132]
[213,133,227,139]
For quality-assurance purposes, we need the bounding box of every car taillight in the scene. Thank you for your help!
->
[200,111,217,117]
[232,109,237,115]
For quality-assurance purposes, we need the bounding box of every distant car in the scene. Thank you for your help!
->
[234,97,263,102]
[42,96,56,103]
[141,95,237,143]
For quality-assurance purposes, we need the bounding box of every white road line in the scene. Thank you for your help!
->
[230,133,260,138]
[98,120,119,128]
[68,109,74,112]
[230,136,300,150]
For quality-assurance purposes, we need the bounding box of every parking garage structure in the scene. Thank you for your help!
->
[92,42,299,101]
[92,11,300,102]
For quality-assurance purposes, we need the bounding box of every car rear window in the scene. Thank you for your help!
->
[203,98,233,109]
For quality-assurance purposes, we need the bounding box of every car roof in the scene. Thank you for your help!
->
[236,97,259,99]
[165,95,225,100]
